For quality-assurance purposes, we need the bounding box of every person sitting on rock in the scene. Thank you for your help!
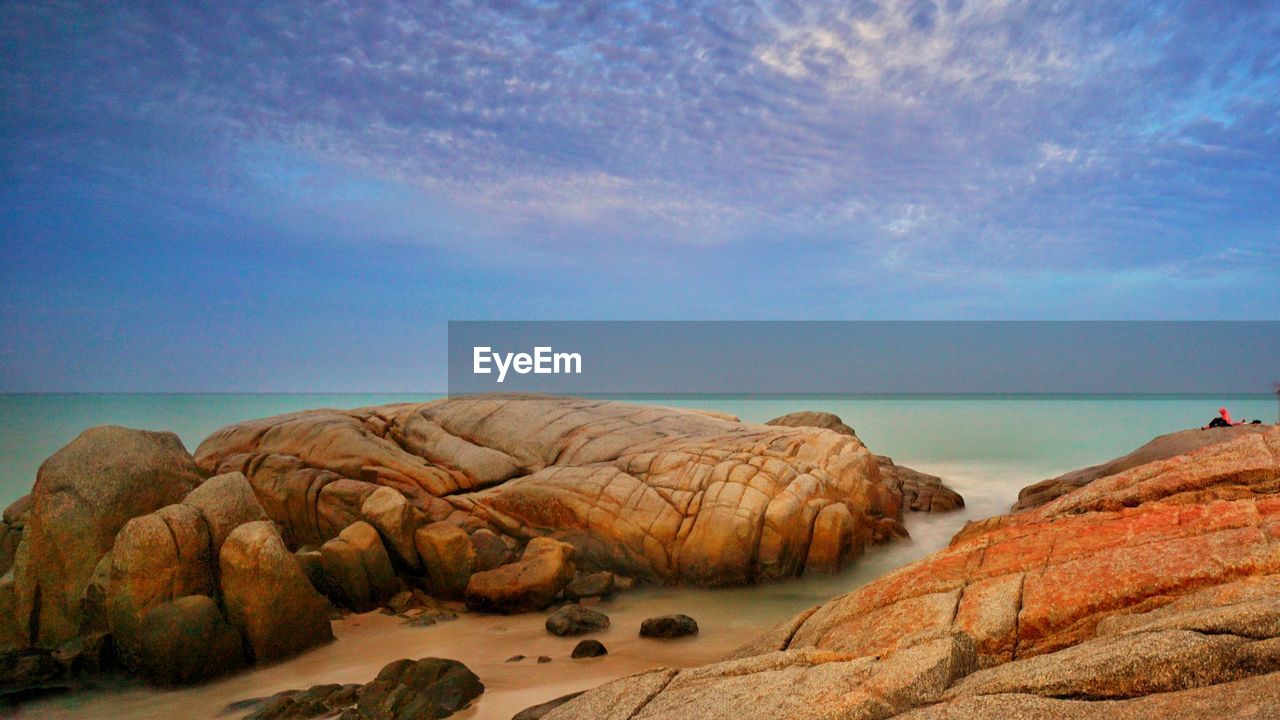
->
[1203,407,1244,429]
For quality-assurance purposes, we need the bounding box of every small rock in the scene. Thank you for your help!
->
[545,604,610,636]
[536,655,552,664]
[571,640,607,659]
[506,655,526,663]
[356,657,484,720]
[563,571,616,601]
[241,682,361,720]
[470,529,516,571]
[639,614,698,639]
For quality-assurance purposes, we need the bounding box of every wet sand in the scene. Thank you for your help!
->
[17,461,1025,720]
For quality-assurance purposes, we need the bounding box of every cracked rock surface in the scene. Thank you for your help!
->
[195,395,931,586]
[543,425,1280,719]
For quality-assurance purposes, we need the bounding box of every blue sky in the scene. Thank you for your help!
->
[2,1,1278,391]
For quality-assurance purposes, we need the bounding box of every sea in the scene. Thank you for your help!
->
[2,393,1275,719]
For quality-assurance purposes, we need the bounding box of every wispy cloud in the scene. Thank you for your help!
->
[3,0,1278,277]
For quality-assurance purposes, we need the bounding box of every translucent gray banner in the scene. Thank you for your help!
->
[447,321,1279,395]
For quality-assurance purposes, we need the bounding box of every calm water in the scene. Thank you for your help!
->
[1,393,1274,508]
[5,393,1276,719]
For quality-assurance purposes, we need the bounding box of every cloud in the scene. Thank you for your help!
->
[3,0,1278,278]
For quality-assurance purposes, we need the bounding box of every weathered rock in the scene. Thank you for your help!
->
[0,572,19,647]
[220,521,333,663]
[356,657,484,720]
[767,411,963,515]
[320,521,399,611]
[547,426,1280,719]
[542,668,678,720]
[77,552,113,635]
[137,595,244,684]
[0,646,68,701]
[546,605,610,636]
[639,614,698,639]
[898,671,1280,719]
[414,522,475,599]
[107,503,216,664]
[805,503,859,574]
[1013,424,1271,511]
[361,487,425,571]
[877,457,965,513]
[240,683,361,720]
[563,571,616,600]
[294,549,328,595]
[181,471,269,551]
[470,528,516,571]
[195,397,906,587]
[766,411,857,436]
[571,639,607,659]
[466,537,576,614]
[514,692,587,720]
[0,494,31,576]
[15,426,202,648]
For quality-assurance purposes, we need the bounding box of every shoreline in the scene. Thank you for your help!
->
[3,397,1275,719]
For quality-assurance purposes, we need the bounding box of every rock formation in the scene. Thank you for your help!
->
[766,411,964,513]
[542,425,1280,719]
[195,396,958,589]
[1013,424,1269,511]
[1,397,965,697]
[14,426,203,648]
[1,427,336,695]
[237,656,483,720]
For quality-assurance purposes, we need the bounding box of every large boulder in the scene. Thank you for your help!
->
[195,396,907,587]
[107,503,216,664]
[220,521,333,663]
[180,471,268,551]
[465,537,575,614]
[137,595,244,685]
[361,486,426,571]
[545,426,1280,719]
[319,521,400,611]
[414,522,475,599]
[14,426,202,648]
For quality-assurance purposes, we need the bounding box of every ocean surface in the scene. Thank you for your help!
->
[1,393,1274,508]
[4,393,1276,719]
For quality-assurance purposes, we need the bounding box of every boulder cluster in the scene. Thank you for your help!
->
[0,426,332,687]
[0,396,958,701]
[236,656,483,720]
[541,424,1280,719]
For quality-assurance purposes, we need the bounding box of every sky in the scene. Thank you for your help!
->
[2,1,1278,391]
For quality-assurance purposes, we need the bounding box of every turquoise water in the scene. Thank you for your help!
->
[1,393,1275,508]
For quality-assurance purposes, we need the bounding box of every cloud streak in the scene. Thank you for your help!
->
[3,1,1278,285]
